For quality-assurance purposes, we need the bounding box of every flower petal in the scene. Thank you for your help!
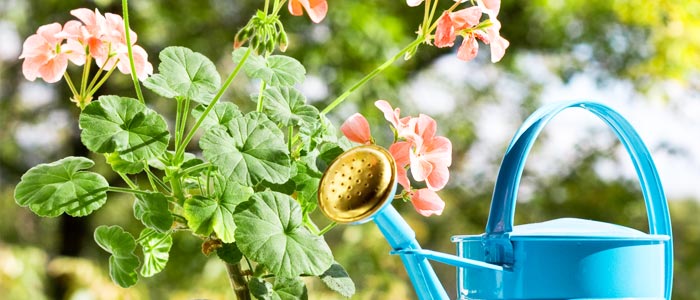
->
[457,34,479,62]
[340,113,372,144]
[451,6,482,30]
[425,163,450,191]
[375,100,401,129]
[389,141,413,191]
[410,189,445,217]
[434,12,456,48]
[406,0,425,7]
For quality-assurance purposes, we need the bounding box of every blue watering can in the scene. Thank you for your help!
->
[318,100,673,299]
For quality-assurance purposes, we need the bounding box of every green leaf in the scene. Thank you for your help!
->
[250,277,274,300]
[105,152,144,174]
[234,49,305,86]
[217,242,243,265]
[79,96,170,162]
[148,151,198,170]
[183,174,253,242]
[200,112,291,186]
[298,116,339,153]
[14,157,108,217]
[272,277,308,300]
[250,277,307,300]
[234,191,333,278]
[94,225,139,287]
[291,161,321,214]
[139,228,172,277]
[261,86,319,126]
[134,193,174,233]
[320,263,356,298]
[143,46,221,104]
[191,102,243,131]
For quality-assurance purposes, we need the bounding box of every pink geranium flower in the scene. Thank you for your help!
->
[457,34,478,61]
[341,113,373,144]
[434,7,481,49]
[409,135,452,191]
[375,100,412,138]
[409,188,445,217]
[19,23,85,83]
[70,8,153,80]
[288,0,328,23]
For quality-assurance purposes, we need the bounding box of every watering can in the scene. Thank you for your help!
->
[318,100,673,299]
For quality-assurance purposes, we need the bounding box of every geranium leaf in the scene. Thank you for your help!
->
[148,151,198,170]
[94,225,140,288]
[233,49,305,86]
[14,157,108,217]
[192,102,243,131]
[261,86,319,126]
[272,277,308,300]
[183,174,253,242]
[79,96,170,162]
[291,161,322,214]
[234,191,333,278]
[134,193,173,233]
[250,277,274,300]
[217,242,243,264]
[105,152,144,174]
[138,228,172,278]
[144,46,221,104]
[320,263,356,298]
[200,112,291,186]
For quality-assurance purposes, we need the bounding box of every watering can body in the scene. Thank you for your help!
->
[452,101,673,299]
[318,100,673,300]
[454,219,668,299]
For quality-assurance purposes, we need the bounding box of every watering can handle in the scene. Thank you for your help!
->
[484,100,673,299]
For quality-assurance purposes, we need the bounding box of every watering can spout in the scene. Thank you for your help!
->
[318,145,503,300]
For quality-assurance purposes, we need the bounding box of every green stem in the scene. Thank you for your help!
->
[264,0,270,14]
[174,97,183,149]
[302,215,320,235]
[318,222,337,235]
[256,81,267,112]
[118,172,139,189]
[287,126,293,153]
[121,0,145,103]
[176,47,252,160]
[87,63,118,97]
[108,186,151,195]
[144,163,171,193]
[182,162,213,176]
[85,54,113,94]
[179,97,191,148]
[320,37,424,115]
[80,55,92,97]
[63,73,80,99]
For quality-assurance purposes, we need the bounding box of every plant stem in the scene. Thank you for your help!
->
[108,186,151,195]
[176,47,252,161]
[121,0,145,103]
[181,162,213,176]
[320,37,424,115]
[80,55,92,97]
[63,73,80,99]
[87,63,118,97]
[256,81,266,112]
[225,262,251,300]
[318,221,337,235]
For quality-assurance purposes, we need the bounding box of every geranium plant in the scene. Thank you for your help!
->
[14,0,507,298]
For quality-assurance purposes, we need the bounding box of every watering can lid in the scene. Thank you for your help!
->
[504,218,670,241]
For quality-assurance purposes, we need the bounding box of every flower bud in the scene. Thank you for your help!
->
[277,30,288,52]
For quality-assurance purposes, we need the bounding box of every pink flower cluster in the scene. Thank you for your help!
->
[340,100,452,217]
[19,8,152,84]
[434,0,509,62]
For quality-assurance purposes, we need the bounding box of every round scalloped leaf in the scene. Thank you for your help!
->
[94,225,140,287]
[234,191,333,278]
[79,95,170,162]
[139,228,172,277]
[200,112,290,186]
[14,157,108,217]
[143,46,221,103]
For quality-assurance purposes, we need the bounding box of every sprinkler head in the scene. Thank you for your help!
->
[318,145,397,224]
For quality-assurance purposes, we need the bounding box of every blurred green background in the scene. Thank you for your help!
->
[1,0,699,299]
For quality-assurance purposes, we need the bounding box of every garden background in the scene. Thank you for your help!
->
[0,0,699,299]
